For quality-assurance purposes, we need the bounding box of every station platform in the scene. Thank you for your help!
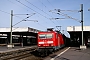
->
[50,47,90,60]
[0,45,37,53]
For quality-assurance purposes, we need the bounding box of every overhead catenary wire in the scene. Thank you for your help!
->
[54,9,81,22]
[15,0,48,19]
[47,0,55,8]
[24,0,57,25]
[49,10,81,23]
[0,10,10,14]
[59,12,81,23]
[12,13,36,27]
[49,9,80,36]
[7,0,37,19]
[20,0,63,28]
[54,9,80,12]
[0,0,51,30]
[0,9,30,20]
[7,0,49,29]
[0,9,22,19]
[38,0,47,8]
[25,0,51,17]
[15,0,48,21]
[8,0,47,26]
[7,0,30,12]
[1,0,62,30]
[15,0,57,25]
[46,0,62,26]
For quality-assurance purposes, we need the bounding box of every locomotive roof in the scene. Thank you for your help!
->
[38,30,62,34]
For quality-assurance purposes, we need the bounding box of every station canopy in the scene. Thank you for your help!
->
[67,26,90,38]
[0,27,41,37]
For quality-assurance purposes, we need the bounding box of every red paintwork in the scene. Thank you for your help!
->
[38,30,65,48]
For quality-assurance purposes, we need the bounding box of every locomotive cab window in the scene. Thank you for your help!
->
[39,34,53,39]
[46,34,53,38]
[39,34,45,39]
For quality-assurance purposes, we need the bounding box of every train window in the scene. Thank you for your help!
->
[39,34,53,39]
[39,34,46,39]
[46,34,53,38]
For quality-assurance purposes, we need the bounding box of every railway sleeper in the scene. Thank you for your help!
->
[0,51,31,60]
[0,49,36,59]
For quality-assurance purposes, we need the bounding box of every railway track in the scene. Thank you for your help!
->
[0,50,42,60]
[0,46,68,60]
[0,46,43,60]
[1,50,31,60]
[3,49,46,60]
[0,49,31,60]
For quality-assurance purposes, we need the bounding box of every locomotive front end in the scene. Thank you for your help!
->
[38,32,54,48]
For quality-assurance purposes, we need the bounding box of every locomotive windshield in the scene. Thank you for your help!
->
[39,34,53,39]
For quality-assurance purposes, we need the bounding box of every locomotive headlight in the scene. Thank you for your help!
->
[39,42,44,44]
[47,41,53,43]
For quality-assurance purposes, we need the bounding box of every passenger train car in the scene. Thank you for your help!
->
[37,28,66,55]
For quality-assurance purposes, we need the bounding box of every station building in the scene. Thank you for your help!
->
[67,26,90,47]
[0,27,40,46]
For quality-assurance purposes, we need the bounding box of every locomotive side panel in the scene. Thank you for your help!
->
[59,34,65,47]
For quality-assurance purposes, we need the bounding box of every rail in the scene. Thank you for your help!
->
[0,46,37,60]
[0,49,33,60]
[0,43,21,46]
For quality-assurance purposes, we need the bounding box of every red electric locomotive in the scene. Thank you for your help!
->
[37,28,65,54]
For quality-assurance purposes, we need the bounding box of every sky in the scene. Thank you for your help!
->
[0,0,90,37]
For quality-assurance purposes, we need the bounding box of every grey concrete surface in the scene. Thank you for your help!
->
[55,47,90,60]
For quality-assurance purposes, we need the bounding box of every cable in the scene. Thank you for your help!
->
[46,0,62,27]
[24,0,57,25]
[15,0,58,25]
[47,0,55,8]
[0,9,28,20]
[15,0,48,19]
[7,0,49,29]
[7,0,30,12]
[25,0,50,17]
[0,0,49,31]
[0,9,22,19]
[7,0,34,19]
[38,0,60,25]
[0,10,10,14]
[38,0,47,8]
[12,15,32,27]
[6,0,60,30]
[54,9,80,12]
[50,10,80,22]
[58,12,81,23]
